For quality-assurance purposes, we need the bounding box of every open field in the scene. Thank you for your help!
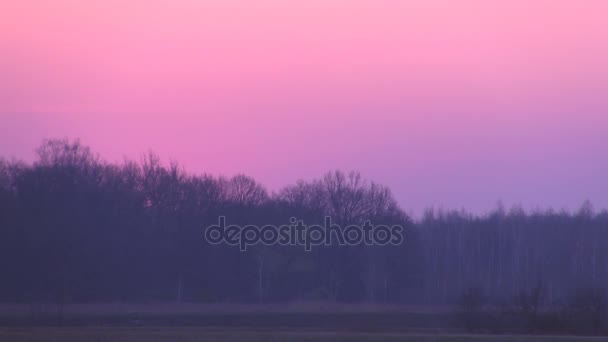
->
[0,304,452,331]
[0,303,453,316]
[0,312,450,333]
[0,304,606,340]
[0,328,607,342]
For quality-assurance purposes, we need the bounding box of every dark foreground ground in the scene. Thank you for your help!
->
[0,304,606,341]
[0,304,452,331]
[0,328,606,342]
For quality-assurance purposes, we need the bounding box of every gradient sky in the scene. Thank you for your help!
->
[1,0,607,215]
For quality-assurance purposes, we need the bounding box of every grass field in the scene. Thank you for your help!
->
[0,328,607,342]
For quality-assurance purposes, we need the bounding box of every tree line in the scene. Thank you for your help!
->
[0,139,606,308]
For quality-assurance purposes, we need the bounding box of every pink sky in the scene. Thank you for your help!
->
[1,0,608,215]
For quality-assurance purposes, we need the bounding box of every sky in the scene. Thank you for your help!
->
[1,0,607,215]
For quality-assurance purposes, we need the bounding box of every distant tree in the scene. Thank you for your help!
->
[1,138,608,317]
[457,287,487,332]
[221,174,268,208]
[508,281,546,332]
[565,287,607,334]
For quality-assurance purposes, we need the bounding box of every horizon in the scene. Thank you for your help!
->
[0,137,604,219]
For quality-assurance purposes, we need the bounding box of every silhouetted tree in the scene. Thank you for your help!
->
[0,138,607,315]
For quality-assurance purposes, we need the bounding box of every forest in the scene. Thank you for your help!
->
[0,138,606,310]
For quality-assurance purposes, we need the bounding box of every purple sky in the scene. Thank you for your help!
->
[1,1,607,215]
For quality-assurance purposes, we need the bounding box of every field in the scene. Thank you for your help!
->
[0,329,606,342]
[0,304,606,342]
